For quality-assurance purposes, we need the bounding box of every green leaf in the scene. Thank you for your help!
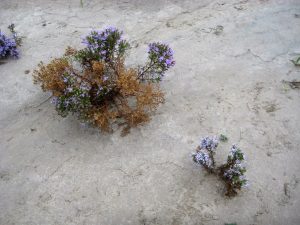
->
[219,134,228,142]
[291,56,300,66]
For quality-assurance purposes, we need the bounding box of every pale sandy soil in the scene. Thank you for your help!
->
[1,0,300,224]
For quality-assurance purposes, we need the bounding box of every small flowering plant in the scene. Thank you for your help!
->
[219,145,248,196]
[192,136,248,197]
[192,136,218,171]
[0,24,21,59]
[33,26,175,134]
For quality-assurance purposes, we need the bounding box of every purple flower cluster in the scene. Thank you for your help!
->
[148,42,175,69]
[193,150,213,169]
[192,136,219,170]
[200,136,219,152]
[52,70,115,117]
[96,86,104,96]
[228,144,245,163]
[62,73,91,92]
[82,26,126,61]
[229,144,238,156]
[223,164,243,179]
[50,73,93,116]
[223,145,248,188]
[223,165,248,188]
[0,31,19,58]
[62,75,90,98]
[50,97,58,105]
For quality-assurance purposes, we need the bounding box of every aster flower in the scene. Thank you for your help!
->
[193,150,214,170]
[200,136,219,152]
[0,31,19,58]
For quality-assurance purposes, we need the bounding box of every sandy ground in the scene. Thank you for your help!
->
[1,0,300,224]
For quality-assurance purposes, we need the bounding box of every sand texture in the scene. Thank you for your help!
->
[1,0,300,224]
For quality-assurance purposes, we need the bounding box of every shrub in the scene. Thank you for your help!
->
[33,27,175,134]
[192,136,248,197]
[0,24,21,59]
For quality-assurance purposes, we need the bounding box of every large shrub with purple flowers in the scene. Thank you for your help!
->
[192,135,248,197]
[33,26,175,134]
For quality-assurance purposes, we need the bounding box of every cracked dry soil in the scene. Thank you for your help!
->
[1,0,300,224]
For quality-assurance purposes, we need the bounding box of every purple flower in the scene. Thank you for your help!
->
[105,26,117,32]
[193,150,213,169]
[242,180,250,188]
[230,144,238,155]
[80,82,91,91]
[0,31,19,58]
[66,87,73,92]
[200,136,218,152]
[165,59,174,67]
[82,26,127,61]
[96,86,104,96]
[147,42,175,72]
[223,144,248,188]
[103,76,109,82]
[63,76,69,83]
[51,97,58,105]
